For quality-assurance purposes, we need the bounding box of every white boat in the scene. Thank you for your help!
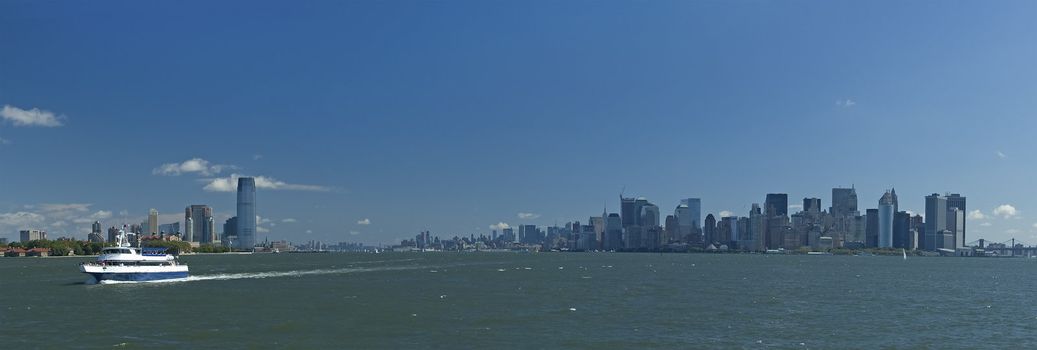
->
[79,229,189,283]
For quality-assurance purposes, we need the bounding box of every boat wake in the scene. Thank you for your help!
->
[94,265,430,285]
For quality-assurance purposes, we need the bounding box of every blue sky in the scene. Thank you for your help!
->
[2,0,1036,245]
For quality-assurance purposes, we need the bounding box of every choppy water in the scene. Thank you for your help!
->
[1,252,1035,349]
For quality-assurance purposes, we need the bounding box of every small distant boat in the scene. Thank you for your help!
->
[79,229,189,283]
[902,248,907,260]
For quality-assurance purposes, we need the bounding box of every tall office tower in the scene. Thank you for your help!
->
[640,203,660,228]
[680,198,702,233]
[664,215,679,243]
[947,208,964,250]
[703,214,717,245]
[893,211,911,249]
[924,193,947,251]
[736,217,750,249]
[185,205,214,243]
[765,193,789,217]
[205,216,217,244]
[148,209,159,234]
[591,215,605,247]
[92,221,102,235]
[749,204,765,251]
[107,226,119,243]
[237,177,257,250]
[830,187,859,217]
[604,213,623,250]
[502,227,515,242]
[890,188,899,213]
[674,204,692,240]
[719,216,737,244]
[865,209,879,247]
[946,194,966,247]
[620,196,638,227]
[185,217,194,242]
[878,191,895,248]
[803,198,822,214]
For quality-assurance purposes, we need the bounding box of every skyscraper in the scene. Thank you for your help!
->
[640,203,660,228]
[185,205,213,243]
[679,198,702,233]
[924,193,947,251]
[604,213,623,250]
[878,190,895,248]
[803,198,821,214]
[831,187,858,217]
[148,209,159,234]
[865,209,879,247]
[237,177,257,250]
[765,193,788,217]
[703,214,717,245]
[946,194,966,247]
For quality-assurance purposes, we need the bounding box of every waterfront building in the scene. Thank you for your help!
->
[148,209,159,234]
[237,177,257,250]
[878,190,895,248]
[159,222,180,235]
[92,221,102,236]
[20,229,46,242]
[703,214,717,246]
[664,214,679,244]
[946,208,964,250]
[749,204,765,251]
[893,211,911,249]
[925,193,948,251]
[946,194,966,247]
[865,208,879,247]
[185,205,213,243]
[674,204,693,240]
[604,213,623,250]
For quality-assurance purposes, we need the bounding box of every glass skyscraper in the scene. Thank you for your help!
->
[237,177,257,250]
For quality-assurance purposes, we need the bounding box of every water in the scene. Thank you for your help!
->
[2,253,1036,348]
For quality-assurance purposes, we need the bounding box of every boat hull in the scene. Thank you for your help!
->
[80,265,189,283]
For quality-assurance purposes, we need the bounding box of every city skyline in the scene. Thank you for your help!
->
[3,1,1037,245]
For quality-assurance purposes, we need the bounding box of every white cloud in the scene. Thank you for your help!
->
[968,210,987,220]
[350,231,360,235]
[73,210,112,224]
[997,151,1007,159]
[253,154,263,160]
[980,222,992,227]
[153,158,229,176]
[0,137,10,145]
[257,226,270,233]
[490,222,511,230]
[789,204,804,210]
[993,204,1018,218]
[357,218,371,225]
[1006,229,1021,235]
[517,212,540,220]
[1032,223,1037,229]
[39,203,90,212]
[835,99,856,107]
[50,220,67,228]
[202,174,330,192]
[0,211,46,227]
[256,215,271,225]
[719,210,734,218]
[281,218,297,223]
[305,229,313,234]
[1,104,64,127]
